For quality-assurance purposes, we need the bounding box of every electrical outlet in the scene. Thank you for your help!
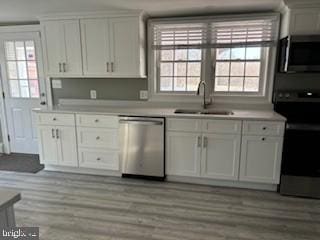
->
[140,90,148,100]
[90,90,97,99]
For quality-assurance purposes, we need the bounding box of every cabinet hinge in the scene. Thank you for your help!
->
[7,135,10,142]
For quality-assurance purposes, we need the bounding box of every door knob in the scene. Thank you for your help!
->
[40,101,46,105]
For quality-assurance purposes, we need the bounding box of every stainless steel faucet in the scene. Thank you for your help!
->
[196,80,212,109]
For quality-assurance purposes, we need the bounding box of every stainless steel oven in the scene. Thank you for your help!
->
[274,99,320,198]
[279,35,320,73]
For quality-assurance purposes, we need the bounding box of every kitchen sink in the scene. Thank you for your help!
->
[174,109,234,115]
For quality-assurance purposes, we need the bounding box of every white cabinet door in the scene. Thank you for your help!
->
[109,17,140,77]
[201,134,241,180]
[37,126,58,165]
[166,132,201,177]
[62,20,83,76]
[81,18,111,76]
[42,21,62,75]
[240,136,283,184]
[289,9,320,35]
[56,126,78,167]
[42,20,82,76]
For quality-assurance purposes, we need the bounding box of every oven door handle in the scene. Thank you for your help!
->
[286,123,320,131]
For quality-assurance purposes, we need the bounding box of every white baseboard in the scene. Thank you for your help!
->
[44,165,121,177]
[166,175,278,192]
[44,165,277,192]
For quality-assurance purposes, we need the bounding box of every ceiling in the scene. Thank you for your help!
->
[0,0,292,23]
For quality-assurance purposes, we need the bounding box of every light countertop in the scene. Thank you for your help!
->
[34,105,286,121]
[0,189,21,211]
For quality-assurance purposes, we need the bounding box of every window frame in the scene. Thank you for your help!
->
[148,13,280,103]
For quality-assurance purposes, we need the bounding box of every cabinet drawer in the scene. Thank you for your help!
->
[77,128,118,149]
[37,113,75,126]
[76,114,119,128]
[166,118,201,132]
[79,148,119,171]
[243,121,285,136]
[202,120,242,134]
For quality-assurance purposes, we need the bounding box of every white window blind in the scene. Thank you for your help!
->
[151,15,279,50]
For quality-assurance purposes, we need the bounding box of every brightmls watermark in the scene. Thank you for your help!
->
[0,228,39,240]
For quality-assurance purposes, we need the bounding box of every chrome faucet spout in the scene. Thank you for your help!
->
[196,81,211,109]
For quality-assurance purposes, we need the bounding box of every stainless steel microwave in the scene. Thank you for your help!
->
[279,35,320,73]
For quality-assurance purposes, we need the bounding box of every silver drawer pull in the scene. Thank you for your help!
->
[96,136,100,140]
[96,157,101,161]
[53,117,57,121]
[262,137,266,141]
[56,129,59,139]
[95,119,99,123]
[262,126,267,130]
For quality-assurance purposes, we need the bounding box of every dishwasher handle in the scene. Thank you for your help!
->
[119,119,163,126]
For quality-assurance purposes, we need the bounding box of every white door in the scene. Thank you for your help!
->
[239,135,283,184]
[81,18,110,76]
[37,126,58,164]
[166,132,201,177]
[0,32,47,154]
[201,134,241,180]
[56,126,78,167]
[109,17,139,77]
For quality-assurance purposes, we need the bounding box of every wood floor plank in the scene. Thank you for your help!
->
[0,170,319,240]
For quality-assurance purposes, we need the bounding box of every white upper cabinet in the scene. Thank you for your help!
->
[81,18,110,76]
[281,7,320,37]
[40,12,146,78]
[42,20,83,76]
[81,16,146,78]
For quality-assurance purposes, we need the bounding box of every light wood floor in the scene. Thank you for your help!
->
[0,170,319,240]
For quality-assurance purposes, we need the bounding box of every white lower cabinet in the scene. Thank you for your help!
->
[38,125,78,167]
[239,135,283,184]
[201,134,241,180]
[166,118,242,181]
[166,132,201,177]
[166,118,285,186]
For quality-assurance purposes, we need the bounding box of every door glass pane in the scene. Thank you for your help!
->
[5,42,16,60]
[30,80,40,98]
[17,61,27,79]
[25,41,35,60]
[20,80,30,98]
[27,61,38,79]
[7,62,18,79]
[15,41,26,60]
[10,80,20,97]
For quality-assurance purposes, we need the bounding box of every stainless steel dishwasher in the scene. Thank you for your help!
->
[119,116,165,179]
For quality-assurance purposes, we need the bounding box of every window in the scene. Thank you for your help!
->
[214,46,263,92]
[4,40,40,98]
[149,14,279,99]
[159,48,202,92]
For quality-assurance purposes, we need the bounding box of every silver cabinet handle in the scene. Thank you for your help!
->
[262,126,267,130]
[96,136,100,140]
[63,63,66,72]
[96,157,101,161]
[56,129,59,139]
[203,136,208,148]
[106,62,110,72]
[111,62,114,72]
[197,136,202,148]
[59,63,62,72]
[52,129,55,138]
[262,137,266,141]
[94,119,99,123]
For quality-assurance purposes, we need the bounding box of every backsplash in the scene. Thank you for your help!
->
[51,78,148,105]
